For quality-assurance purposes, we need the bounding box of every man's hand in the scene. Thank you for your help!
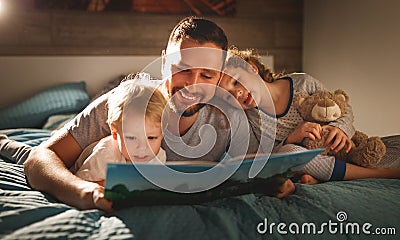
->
[78,181,114,213]
[285,121,322,144]
[322,125,352,153]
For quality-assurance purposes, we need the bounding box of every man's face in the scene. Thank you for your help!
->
[163,39,224,117]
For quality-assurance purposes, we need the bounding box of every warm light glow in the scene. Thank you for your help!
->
[0,0,4,15]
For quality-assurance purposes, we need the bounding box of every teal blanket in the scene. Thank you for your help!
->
[0,129,399,239]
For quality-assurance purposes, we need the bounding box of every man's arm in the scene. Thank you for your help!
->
[24,129,113,212]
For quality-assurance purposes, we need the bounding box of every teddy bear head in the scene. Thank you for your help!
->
[293,89,349,123]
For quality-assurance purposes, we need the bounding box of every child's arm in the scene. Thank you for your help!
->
[290,73,355,151]
[284,122,352,154]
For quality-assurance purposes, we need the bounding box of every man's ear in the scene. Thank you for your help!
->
[161,49,166,73]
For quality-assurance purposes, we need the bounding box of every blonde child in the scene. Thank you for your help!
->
[218,48,400,187]
[69,75,168,186]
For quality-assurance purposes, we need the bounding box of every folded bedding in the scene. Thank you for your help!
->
[0,129,399,240]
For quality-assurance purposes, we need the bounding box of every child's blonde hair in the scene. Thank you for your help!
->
[225,47,284,83]
[107,73,167,130]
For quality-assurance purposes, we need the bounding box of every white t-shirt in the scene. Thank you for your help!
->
[70,135,166,182]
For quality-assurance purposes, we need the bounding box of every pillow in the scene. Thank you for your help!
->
[42,113,77,131]
[0,82,89,129]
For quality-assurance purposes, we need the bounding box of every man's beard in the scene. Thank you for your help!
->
[170,101,206,117]
[180,103,206,117]
[170,87,206,117]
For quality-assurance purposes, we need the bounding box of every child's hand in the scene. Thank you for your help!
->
[285,121,322,144]
[322,125,352,153]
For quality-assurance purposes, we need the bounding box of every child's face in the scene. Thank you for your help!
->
[217,66,261,110]
[114,112,163,163]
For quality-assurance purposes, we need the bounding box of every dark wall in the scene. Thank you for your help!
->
[0,0,302,72]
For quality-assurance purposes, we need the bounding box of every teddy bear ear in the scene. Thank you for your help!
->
[293,92,309,108]
[334,89,349,103]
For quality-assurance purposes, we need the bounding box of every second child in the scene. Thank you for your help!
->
[217,48,400,186]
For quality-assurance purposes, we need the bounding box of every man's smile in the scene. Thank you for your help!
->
[172,87,203,105]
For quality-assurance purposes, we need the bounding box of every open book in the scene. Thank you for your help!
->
[104,149,323,208]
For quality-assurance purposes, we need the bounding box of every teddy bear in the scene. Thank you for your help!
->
[293,89,386,167]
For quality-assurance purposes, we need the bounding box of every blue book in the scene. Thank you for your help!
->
[104,149,323,208]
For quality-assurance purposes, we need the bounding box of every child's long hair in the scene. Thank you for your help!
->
[226,47,285,82]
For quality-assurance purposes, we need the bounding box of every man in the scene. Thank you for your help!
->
[23,16,262,212]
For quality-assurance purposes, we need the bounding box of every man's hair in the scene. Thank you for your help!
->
[107,73,167,129]
[168,16,228,51]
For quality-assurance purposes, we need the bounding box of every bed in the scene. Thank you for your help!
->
[0,83,399,239]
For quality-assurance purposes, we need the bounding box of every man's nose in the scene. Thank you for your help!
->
[185,70,201,86]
